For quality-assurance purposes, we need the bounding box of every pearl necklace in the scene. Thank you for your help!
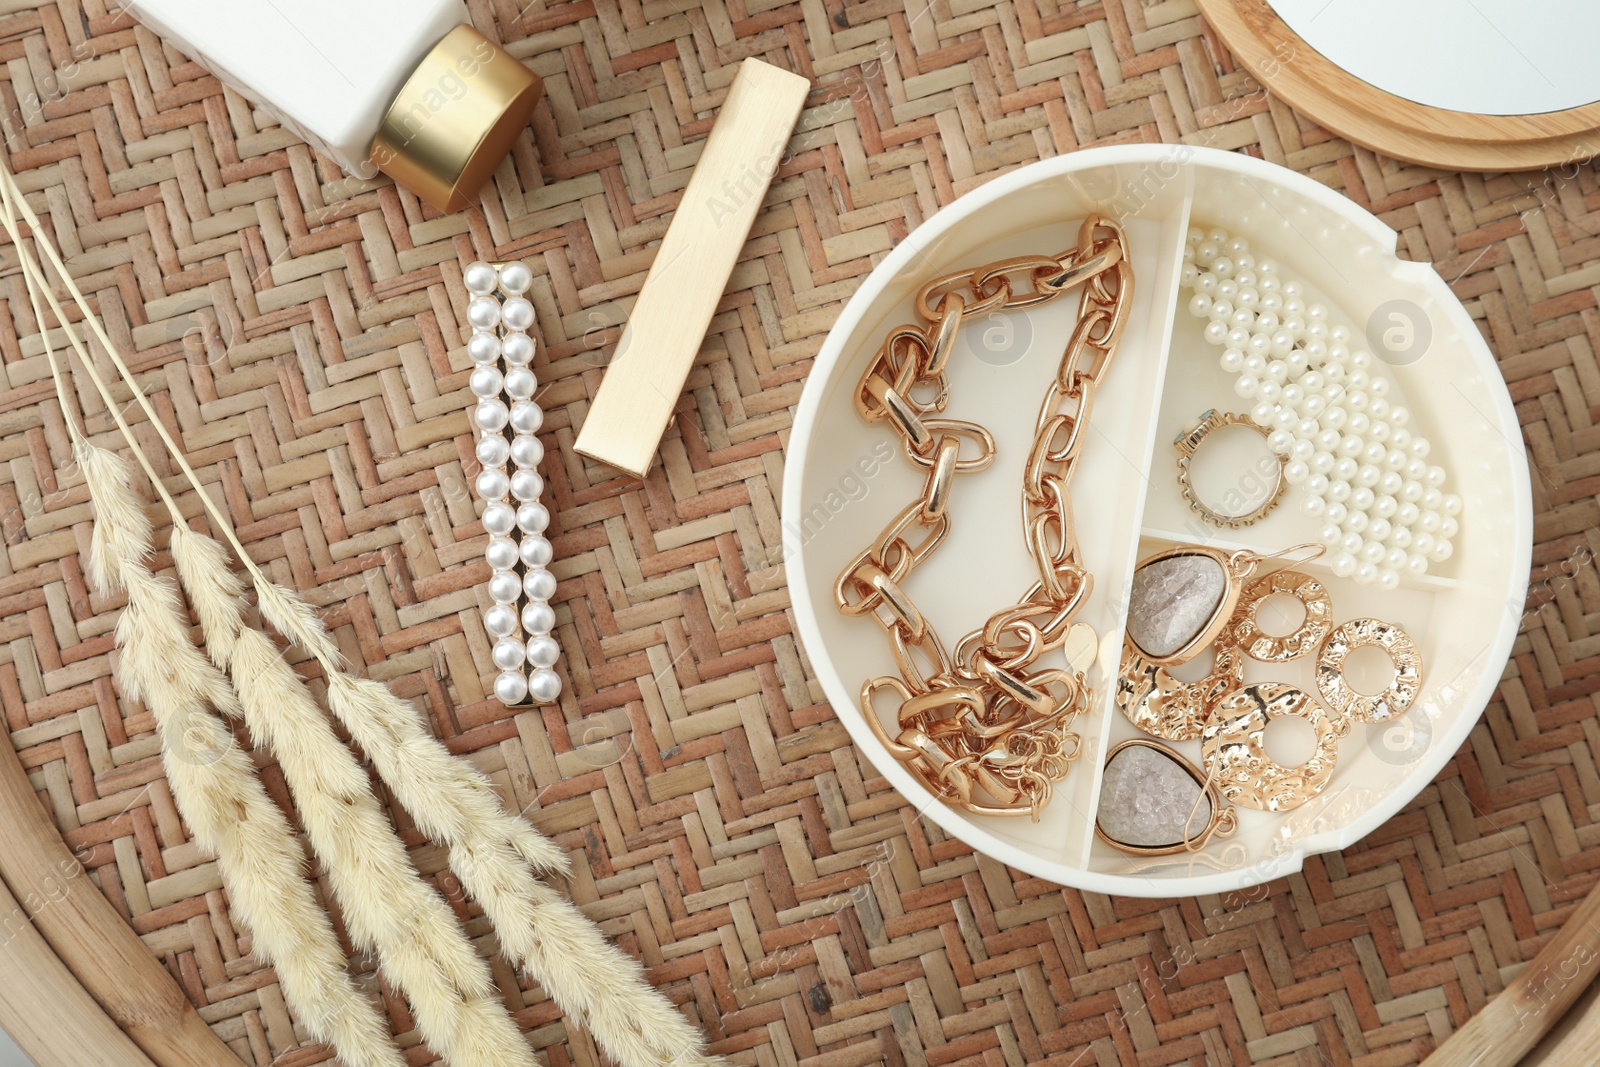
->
[464,260,562,705]
[1180,227,1461,589]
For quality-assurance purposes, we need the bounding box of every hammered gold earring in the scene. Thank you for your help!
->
[1315,618,1423,724]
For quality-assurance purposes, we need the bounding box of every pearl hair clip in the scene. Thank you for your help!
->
[464,259,562,706]
[1180,226,1462,588]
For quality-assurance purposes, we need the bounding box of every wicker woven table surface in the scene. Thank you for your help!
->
[0,1,1586,1065]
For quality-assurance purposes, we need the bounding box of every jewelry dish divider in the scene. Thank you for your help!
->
[786,146,1530,897]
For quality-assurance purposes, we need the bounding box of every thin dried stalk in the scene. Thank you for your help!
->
[170,528,539,1067]
[77,443,404,1067]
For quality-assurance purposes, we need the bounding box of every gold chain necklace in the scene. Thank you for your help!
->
[835,215,1134,820]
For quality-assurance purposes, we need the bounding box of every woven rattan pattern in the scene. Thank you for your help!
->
[0,1,1585,1064]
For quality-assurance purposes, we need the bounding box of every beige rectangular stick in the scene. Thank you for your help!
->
[573,58,809,478]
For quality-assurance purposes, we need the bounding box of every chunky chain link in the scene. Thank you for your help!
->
[835,215,1134,820]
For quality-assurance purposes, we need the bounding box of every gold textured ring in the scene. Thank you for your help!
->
[1174,409,1286,528]
[1115,642,1245,741]
[1200,683,1342,811]
[1315,618,1423,725]
[1230,570,1332,662]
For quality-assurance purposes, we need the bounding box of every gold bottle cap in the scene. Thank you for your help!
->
[369,25,542,214]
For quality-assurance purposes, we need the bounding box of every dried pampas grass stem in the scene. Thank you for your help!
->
[77,444,404,1067]
[171,528,539,1067]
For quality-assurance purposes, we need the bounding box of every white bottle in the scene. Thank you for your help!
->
[128,0,542,213]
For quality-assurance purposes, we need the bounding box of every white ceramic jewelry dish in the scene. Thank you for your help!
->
[785,145,1531,897]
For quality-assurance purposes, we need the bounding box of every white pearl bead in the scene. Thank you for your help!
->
[1346,390,1369,413]
[1220,349,1245,374]
[1355,562,1378,585]
[526,635,560,668]
[489,571,521,604]
[1370,377,1389,397]
[1327,480,1351,503]
[1230,308,1254,331]
[1339,532,1363,555]
[1373,494,1398,519]
[1290,439,1314,462]
[1307,474,1330,496]
[528,668,562,703]
[511,469,544,501]
[1412,531,1435,555]
[1351,487,1376,512]
[1404,458,1428,481]
[1348,368,1371,390]
[1384,546,1407,571]
[1390,405,1410,426]
[502,297,535,331]
[502,332,535,365]
[464,261,498,295]
[1322,406,1347,431]
[1443,494,1463,516]
[1264,359,1288,383]
[1319,520,1343,543]
[485,604,517,637]
[512,506,547,538]
[1227,327,1251,349]
[1243,352,1268,377]
[1418,510,1441,533]
[486,537,519,571]
[1194,267,1214,290]
[1389,526,1413,549]
[1397,501,1420,525]
[1378,569,1400,591]
[1296,419,1319,440]
[1346,412,1370,436]
[1361,539,1386,564]
[1213,256,1234,278]
[1369,397,1390,420]
[1408,437,1431,459]
[477,468,510,500]
[1311,451,1335,474]
[1204,321,1229,345]
[469,332,501,363]
[1425,465,1447,489]
[1368,420,1391,444]
[1400,481,1424,503]
[1247,334,1272,360]
[1390,427,1411,450]
[525,568,557,600]
[468,296,502,330]
[494,671,529,705]
[1378,471,1402,496]
[511,434,545,468]
[1331,553,1357,578]
[1338,435,1364,457]
[493,637,525,670]
[510,401,544,434]
[1285,461,1309,485]
[519,535,553,568]
[1268,430,1295,455]
[1431,539,1453,563]
[1406,553,1429,577]
[1325,504,1348,526]
[1420,487,1443,511]
[1283,384,1305,407]
[1302,495,1327,518]
[1441,516,1459,539]
[474,398,509,431]
[1286,350,1310,376]
[504,367,537,400]
[1235,376,1259,398]
[471,365,504,398]
[1251,401,1276,425]
[1189,294,1212,317]
[1355,466,1381,490]
[499,261,533,294]
[483,502,516,535]
[1384,449,1407,472]
[1316,429,1341,453]
[1334,457,1359,483]
[522,601,555,634]
[477,435,511,467]
[1237,286,1260,310]
[1343,510,1368,534]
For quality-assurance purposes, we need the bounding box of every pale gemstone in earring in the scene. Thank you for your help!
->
[528,668,562,703]
[494,670,529,704]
